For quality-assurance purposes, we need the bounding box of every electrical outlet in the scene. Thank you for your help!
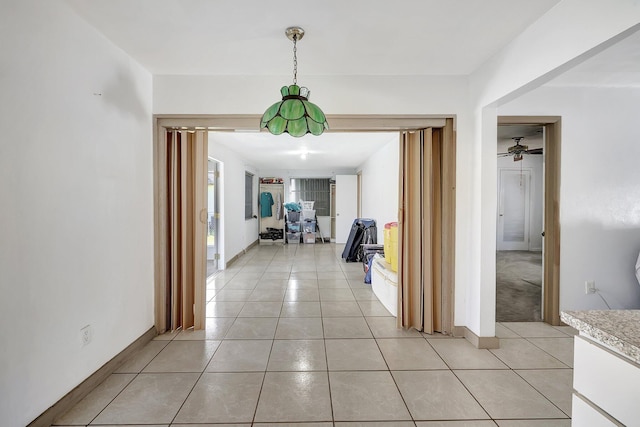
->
[81,325,92,347]
[585,281,596,295]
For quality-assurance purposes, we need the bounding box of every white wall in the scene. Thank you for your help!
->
[0,2,153,425]
[154,75,468,116]
[499,85,640,311]
[259,168,357,198]
[208,134,259,266]
[467,1,640,338]
[358,137,400,243]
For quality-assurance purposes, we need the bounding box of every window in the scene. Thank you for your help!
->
[245,172,254,219]
[290,178,331,216]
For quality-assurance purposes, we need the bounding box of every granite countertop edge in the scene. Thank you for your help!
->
[561,310,640,364]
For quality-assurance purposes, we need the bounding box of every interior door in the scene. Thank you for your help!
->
[207,159,219,277]
[497,169,531,251]
[330,183,336,240]
[335,175,358,244]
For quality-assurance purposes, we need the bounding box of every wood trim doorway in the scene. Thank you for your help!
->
[498,116,562,326]
[153,114,456,333]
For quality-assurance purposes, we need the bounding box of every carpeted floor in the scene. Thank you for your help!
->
[496,250,543,322]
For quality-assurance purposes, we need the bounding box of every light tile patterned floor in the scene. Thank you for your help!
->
[53,243,574,426]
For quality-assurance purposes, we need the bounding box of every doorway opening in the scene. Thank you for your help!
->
[335,174,358,244]
[207,158,221,278]
[154,115,456,333]
[496,125,544,322]
[497,116,561,326]
[330,183,336,241]
[356,171,362,218]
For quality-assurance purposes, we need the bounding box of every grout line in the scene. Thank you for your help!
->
[250,339,275,424]
[512,368,573,418]
[448,368,494,421]
[167,340,221,425]
[80,372,137,426]
[319,293,336,425]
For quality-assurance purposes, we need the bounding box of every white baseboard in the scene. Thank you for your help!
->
[453,326,500,349]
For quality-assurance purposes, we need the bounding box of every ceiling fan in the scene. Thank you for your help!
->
[498,137,543,161]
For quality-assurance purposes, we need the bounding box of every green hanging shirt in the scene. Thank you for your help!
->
[260,192,274,217]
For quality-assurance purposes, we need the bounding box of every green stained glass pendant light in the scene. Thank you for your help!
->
[260,27,329,137]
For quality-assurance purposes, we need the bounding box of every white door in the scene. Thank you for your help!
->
[207,159,220,276]
[497,169,531,251]
[335,175,358,244]
[330,183,336,240]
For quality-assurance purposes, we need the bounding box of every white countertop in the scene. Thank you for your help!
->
[561,310,640,364]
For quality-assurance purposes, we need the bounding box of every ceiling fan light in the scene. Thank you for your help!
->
[508,143,528,153]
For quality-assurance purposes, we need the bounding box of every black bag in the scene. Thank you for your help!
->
[341,218,377,262]
[361,243,384,272]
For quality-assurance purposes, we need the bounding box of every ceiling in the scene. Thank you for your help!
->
[497,125,543,143]
[65,0,639,170]
[65,0,560,76]
[211,131,398,170]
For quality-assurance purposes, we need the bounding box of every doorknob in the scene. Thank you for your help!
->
[541,231,545,237]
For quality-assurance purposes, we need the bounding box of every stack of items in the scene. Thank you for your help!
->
[286,210,301,244]
[383,222,398,272]
[302,218,316,244]
[259,227,284,241]
[362,243,385,284]
[260,177,284,184]
[300,201,316,244]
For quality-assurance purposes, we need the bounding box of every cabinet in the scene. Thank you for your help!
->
[562,310,640,427]
[258,180,285,244]
[371,256,397,317]
[572,335,640,426]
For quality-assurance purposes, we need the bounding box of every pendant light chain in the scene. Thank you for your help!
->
[292,34,298,85]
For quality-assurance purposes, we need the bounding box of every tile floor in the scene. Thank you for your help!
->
[53,243,576,427]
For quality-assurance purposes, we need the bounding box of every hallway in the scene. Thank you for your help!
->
[496,251,543,322]
[54,244,574,426]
